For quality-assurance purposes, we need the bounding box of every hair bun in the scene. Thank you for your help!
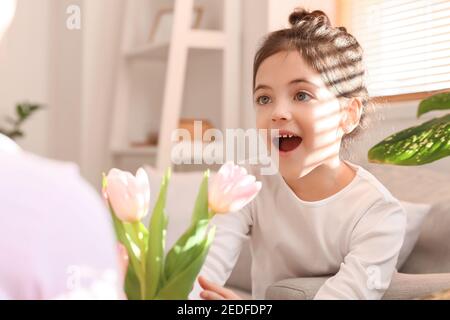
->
[289,8,331,28]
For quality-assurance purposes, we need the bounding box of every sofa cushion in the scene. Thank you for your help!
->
[365,164,450,273]
[396,201,431,269]
[266,272,450,300]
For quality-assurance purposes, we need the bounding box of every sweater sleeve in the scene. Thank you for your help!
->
[314,200,407,300]
[188,205,253,300]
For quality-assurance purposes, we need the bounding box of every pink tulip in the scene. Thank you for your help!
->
[208,162,262,214]
[103,168,150,223]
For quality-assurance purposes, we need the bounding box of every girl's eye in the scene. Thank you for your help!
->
[256,95,272,105]
[294,91,312,102]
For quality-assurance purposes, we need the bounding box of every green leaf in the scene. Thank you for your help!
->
[145,168,171,299]
[16,104,26,119]
[123,222,148,252]
[164,220,209,281]
[124,261,141,300]
[191,171,210,223]
[110,209,143,283]
[368,114,450,165]
[155,226,216,300]
[164,171,210,280]
[418,92,450,118]
[138,221,149,252]
[15,103,42,122]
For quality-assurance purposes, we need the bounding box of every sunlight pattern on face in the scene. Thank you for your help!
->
[254,51,350,180]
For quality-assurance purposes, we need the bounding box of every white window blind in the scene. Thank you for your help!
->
[344,0,450,97]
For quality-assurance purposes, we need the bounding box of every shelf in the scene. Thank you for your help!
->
[112,0,241,171]
[124,43,169,61]
[124,30,226,61]
[187,30,226,49]
[111,146,158,156]
[111,140,224,162]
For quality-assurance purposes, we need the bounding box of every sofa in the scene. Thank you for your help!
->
[145,163,450,300]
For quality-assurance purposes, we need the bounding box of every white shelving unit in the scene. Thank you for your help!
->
[110,0,241,171]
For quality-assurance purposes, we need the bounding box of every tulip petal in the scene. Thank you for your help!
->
[208,163,262,214]
[105,168,151,223]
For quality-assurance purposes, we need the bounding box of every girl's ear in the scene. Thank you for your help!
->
[340,97,363,135]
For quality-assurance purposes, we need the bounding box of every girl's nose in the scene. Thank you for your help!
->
[271,104,292,122]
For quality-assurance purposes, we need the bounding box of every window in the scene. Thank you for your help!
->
[339,0,450,99]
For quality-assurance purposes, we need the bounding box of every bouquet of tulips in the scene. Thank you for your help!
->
[102,162,261,300]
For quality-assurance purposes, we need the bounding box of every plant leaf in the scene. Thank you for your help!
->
[16,104,26,119]
[123,222,148,252]
[418,92,450,118]
[124,261,141,300]
[145,168,170,299]
[191,170,210,223]
[155,226,216,300]
[15,103,42,122]
[110,208,143,284]
[164,171,210,280]
[164,220,209,281]
[368,114,450,165]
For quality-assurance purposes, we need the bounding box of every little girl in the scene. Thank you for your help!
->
[190,8,407,300]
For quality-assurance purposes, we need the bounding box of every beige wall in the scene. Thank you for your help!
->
[0,0,85,163]
[47,0,83,163]
[0,0,50,156]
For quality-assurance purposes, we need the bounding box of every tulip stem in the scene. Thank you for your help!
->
[208,209,215,220]
[132,222,146,300]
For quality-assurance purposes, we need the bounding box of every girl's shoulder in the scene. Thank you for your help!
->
[347,161,401,205]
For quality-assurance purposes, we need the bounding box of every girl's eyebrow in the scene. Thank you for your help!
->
[254,78,319,93]
[253,84,271,94]
[289,78,320,88]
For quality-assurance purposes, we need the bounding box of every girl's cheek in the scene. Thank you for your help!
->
[255,112,271,130]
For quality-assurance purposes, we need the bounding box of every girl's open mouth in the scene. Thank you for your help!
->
[272,134,303,153]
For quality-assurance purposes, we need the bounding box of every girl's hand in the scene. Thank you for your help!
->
[198,276,242,300]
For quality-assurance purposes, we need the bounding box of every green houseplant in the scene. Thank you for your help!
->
[0,103,42,140]
[368,92,450,165]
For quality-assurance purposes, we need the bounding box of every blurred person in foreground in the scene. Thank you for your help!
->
[0,134,124,299]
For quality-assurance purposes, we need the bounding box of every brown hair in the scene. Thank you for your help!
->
[253,8,371,142]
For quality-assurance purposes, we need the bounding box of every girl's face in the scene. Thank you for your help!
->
[254,50,351,179]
